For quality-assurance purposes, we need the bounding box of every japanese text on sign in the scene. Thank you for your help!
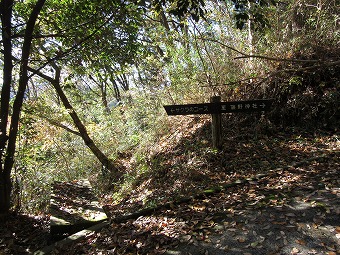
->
[164,99,272,116]
[220,101,269,113]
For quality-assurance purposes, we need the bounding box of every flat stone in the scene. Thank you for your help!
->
[34,221,109,255]
[50,179,107,237]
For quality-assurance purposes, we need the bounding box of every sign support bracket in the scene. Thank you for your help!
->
[211,96,222,150]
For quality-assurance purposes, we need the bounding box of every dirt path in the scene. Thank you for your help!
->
[48,152,339,255]
[166,187,340,255]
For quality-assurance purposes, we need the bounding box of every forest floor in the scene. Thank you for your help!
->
[0,116,339,255]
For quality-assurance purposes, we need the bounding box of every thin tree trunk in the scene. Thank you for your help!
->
[247,1,254,70]
[53,79,120,176]
[31,63,121,178]
[96,73,110,113]
[0,0,46,214]
[0,0,14,215]
[0,0,13,151]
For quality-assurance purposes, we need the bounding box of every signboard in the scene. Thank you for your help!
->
[164,99,272,116]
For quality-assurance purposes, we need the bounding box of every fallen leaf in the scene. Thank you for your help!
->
[180,235,192,242]
[273,221,286,225]
[221,245,229,250]
[291,247,299,254]
[259,236,265,243]
[263,224,271,230]
[251,241,259,247]
[312,223,319,229]
[326,245,336,251]
[283,238,288,245]
[238,236,246,243]
[295,239,306,245]
[205,238,212,243]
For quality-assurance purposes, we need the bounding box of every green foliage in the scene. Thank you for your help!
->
[288,76,302,87]
[230,0,277,30]
[14,103,96,212]
[153,0,206,21]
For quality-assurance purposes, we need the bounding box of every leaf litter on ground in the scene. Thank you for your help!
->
[1,121,339,255]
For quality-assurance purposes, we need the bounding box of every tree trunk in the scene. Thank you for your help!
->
[0,0,14,215]
[34,63,121,178]
[0,0,46,214]
[247,1,254,70]
[100,82,110,113]
[52,80,121,177]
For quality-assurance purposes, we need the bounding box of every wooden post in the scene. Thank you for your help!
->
[211,96,222,150]
[164,98,272,150]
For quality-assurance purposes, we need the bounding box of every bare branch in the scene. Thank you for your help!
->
[234,54,322,63]
[199,37,323,63]
[201,60,340,88]
[37,114,81,136]
[197,37,246,56]
[268,60,340,75]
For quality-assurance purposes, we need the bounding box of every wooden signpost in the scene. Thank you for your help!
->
[164,96,272,149]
